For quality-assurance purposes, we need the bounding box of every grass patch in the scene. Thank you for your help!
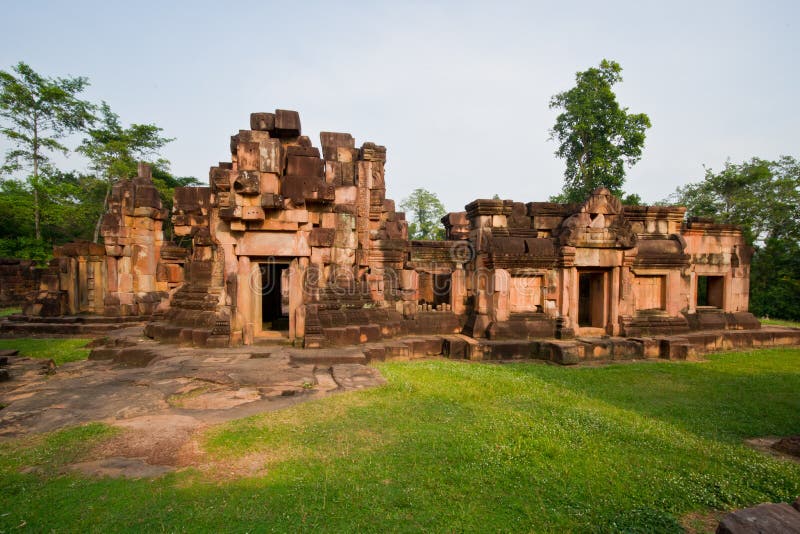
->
[761,317,800,328]
[0,338,91,365]
[0,307,21,317]
[1,349,799,531]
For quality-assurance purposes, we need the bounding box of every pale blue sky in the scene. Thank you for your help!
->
[1,0,797,212]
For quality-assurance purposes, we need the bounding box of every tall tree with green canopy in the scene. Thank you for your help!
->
[77,102,174,242]
[400,188,446,240]
[0,62,95,240]
[549,59,651,203]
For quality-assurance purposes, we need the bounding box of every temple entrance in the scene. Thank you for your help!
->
[696,275,724,308]
[259,262,289,332]
[578,271,606,329]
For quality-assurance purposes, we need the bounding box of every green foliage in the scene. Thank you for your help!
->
[549,59,651,203]
[2,350,800,531]
[750,238,800,321]
[400,188,446,240]
[671,156,800,246]
[78,102,172,183]
[0,170,105,262]
[0,62,95,240]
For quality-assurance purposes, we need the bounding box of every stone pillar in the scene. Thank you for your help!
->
[237,255,253,345]
[451,267,466,315]
[491,269,510,323]
[609,266,620,336]
[287,259,303,342]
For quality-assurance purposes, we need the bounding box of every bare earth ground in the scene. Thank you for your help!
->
[0,333,385,478]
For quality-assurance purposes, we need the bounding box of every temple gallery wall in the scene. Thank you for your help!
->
[8,109,761,349]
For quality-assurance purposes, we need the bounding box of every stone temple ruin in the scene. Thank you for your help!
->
[3,108,794,363]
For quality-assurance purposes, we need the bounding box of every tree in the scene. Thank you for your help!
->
[0,169,104,263]
[77,102,174,242]
[0,62,95,240]
[670,157,800,246]
[400,188,446,240]
[670,156,800,320]
[549,59,651,203]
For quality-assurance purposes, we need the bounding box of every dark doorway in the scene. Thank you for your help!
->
[578,271,606,327]
[260,263,289,331]
[432,273,451,309]
[696,275,724,308]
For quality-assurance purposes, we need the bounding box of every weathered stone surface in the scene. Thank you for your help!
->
[250,112,275,132]
[716,503,800,534]
[274,109,301,137]
[233,171,261,195]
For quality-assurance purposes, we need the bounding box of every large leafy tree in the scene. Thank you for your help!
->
[670,156,800,320]
[0,62,95,240]
[671,157,800,245]
[78,102,174,242]
[549,59,651,203]
[400,188,446,240]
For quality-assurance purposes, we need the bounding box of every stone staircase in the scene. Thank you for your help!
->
[0,314,147,336]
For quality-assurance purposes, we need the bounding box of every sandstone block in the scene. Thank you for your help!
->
[250,112,275,132]
[287,145,321,158]
[259,172,280,194]
[311,247,332,264]
[360,142,387,162]
[337,146,357,163]
[241,206,265,221]
[335,186,358,205]
[274,109,301,137]
[321,213,337,228]
[237,141,260,171]
[237,231,310,257]
[286,156,324,178]
[309,228,335,247]
[258,140,282,173]
[233,171,260,195]
[210,167,232,191]
[261,193,283,210]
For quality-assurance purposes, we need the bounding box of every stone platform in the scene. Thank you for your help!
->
[0,314,148,336]
[91,325,800,367]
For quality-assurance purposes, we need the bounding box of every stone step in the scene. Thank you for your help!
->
[0,321,145,336]
[6,314,149,324]
[288,348,366,366]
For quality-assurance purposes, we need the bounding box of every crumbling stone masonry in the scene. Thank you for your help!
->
[9,109,762,350]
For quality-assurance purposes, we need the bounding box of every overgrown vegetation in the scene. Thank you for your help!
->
[0,61,197,263]
[0,337,91,365]
[0,349,798,531]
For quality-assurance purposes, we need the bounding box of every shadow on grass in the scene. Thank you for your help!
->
[1,350,799,532]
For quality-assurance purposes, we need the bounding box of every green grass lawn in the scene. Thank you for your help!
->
[0,307,21,317]
[1,349,800,532]
[761,317,800,329]
[0,338,91,365]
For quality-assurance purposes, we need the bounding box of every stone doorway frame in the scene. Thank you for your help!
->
[576,268,610,334]
[250,258,292,341]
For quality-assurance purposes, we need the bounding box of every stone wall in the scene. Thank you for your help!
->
[0,259,40,307]
[100,163,170,316]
